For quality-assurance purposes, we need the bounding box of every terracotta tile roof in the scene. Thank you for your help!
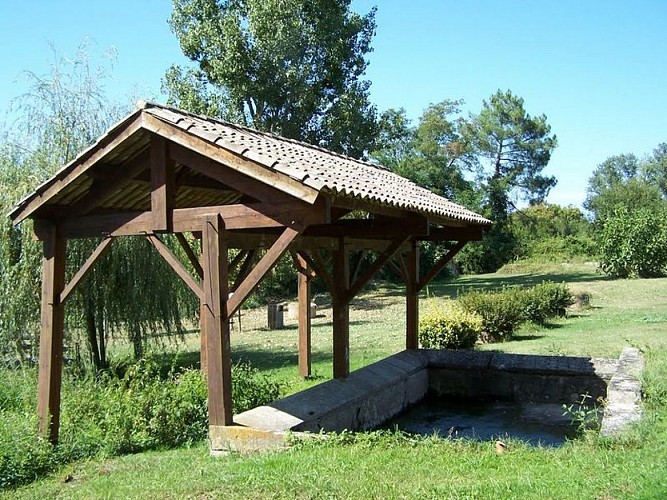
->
[143,103,491,226]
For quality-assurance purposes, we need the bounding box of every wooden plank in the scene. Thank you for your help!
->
[11,112,145,225]
[405,240,420,350]
[347,236,410,300]
[175,232,203,279]
[307,250,334,293]
[151,135,175,231]
[59,237,114,304]
[304,216,429,239]
[202,214,233,426]
[143,114,319,204]
[231,249,256,292]
[50,202,326,239]
[297,254,312,378]
[146,235,203,299]
[227,226,302,316]
[289,250,316,278]
[332,239,350,379]
[417,240,467,291]
[36,224,66,443]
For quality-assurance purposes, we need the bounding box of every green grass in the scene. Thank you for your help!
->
[5,263,667,498]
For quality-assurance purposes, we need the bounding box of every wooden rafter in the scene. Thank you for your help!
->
[227,226,302,316]
[175,232,203,279]
[346,237,410,301]
[141,115,320,204]
[146,235,203,299]
[36,201,327,240]
[59,237,114,305]
[11,112,145,224]
[417,240,467,291]
[231,249,256,292]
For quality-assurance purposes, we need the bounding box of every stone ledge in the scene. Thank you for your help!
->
[600,347,644,436]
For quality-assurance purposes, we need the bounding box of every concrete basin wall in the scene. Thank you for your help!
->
[425,350,616,404]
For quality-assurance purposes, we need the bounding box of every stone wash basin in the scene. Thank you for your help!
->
[210,348,643,453]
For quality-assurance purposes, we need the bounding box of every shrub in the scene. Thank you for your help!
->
[522,282,574,325]
[0,412,55,490]
[457,287,526,342]
[0,359,281,490]
[598,207,667,278]
[419,304,483,349]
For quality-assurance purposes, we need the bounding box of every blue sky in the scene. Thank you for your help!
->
[1,1,666,209]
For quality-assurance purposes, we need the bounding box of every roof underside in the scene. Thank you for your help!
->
[10,102,491,229]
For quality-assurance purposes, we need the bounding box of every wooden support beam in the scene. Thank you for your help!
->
[36,224,66,443]
[45,201,325,240]
[59,237,113,304]
[309,250,334,293]
[332,239,350,379]
[303,216,429,239]
[296,254,312,378]
[347,237,410,301]
[175,232,203,279]
[231,249,256,292]
[151,135,175,231]
[227,226,302,317]
[417,240,467,292]
[289,250,316,279]
[229,250,248,274]
[405,240,420,350]
[202,214,233,426]
[418,226,485,242]
[146,235,203,299]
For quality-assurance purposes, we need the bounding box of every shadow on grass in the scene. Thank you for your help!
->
[426,271,607,299]
[143,346,333,374]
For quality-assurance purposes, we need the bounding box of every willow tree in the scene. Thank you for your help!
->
[164,0,378,157]
[0,46,197,369]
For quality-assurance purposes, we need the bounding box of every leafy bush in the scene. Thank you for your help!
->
[522,282,574,325]
[457,287,526,342]
[0,412,55,490]
[419,303,483,349]
[598,207,667,278]
[0,359,281,490]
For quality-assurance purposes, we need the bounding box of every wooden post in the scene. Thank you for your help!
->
[36,224,66,443]
[197,234,207,373]
[297,254,312,378]
[406,240,420,349]
[332,239,350,379]
[202,215,233,426]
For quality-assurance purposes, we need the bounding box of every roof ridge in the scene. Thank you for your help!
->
[138,100,390,172]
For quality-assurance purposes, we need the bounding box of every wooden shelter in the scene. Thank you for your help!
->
[9,101,491,444]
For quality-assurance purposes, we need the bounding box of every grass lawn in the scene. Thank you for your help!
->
[5,263,667,499]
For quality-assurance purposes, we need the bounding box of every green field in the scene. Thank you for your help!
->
[5,263,667,499]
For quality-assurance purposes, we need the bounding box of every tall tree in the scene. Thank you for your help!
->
[165,0,378,157]
[584,153,663,221]
[470,89,558,221]
[373,101,478,204]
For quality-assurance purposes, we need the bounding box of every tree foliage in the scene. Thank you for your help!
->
[470,89,557,220]
[598,207,667,278]
[0,45,198,369]
[585,150,666,221]
[165,0,378,157]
